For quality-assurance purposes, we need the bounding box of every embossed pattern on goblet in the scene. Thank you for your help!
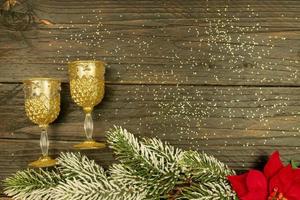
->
[68,60,106,149]
[23,78,61,168]
[25,95,60,126]
[70,77,104,109]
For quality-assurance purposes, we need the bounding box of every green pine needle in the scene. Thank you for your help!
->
[108,126,182,197]
[179,151,235,182]
[179,181,236,200]
[3,126,236,200]
[58,152,108,181]
[3,168,62,200]
[54,152,146,200]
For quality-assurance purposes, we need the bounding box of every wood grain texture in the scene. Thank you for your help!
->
[0,0,299,85]
[0,0,300,195]
[1,83,300,175]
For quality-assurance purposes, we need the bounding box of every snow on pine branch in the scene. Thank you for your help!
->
[4,126,237,200]
[3,169,62,200]
[107,126,182,197]
[179,151,235,183]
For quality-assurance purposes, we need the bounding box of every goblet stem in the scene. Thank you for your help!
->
[84,112,93,140]
[40,126,49,157]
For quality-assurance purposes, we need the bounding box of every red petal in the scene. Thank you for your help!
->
[264,151,284,179]
[246,170,268,193]
[228,173,248,198]
[241,191,268,200]
[293,169,300,184]
[285,182,300,200]
[269,165,294,194]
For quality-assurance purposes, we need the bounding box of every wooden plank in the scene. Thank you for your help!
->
[0,139,114,177]
[0,30,299,85]
[0,0,299,85]
[1,136,300,192]
[1,83,300,176]
[1,83,300,139]
[0,139,115,193]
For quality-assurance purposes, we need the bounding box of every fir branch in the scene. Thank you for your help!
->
[57,152,107,182]
[109,164,154,197]
[179,181,237,200]
[54,152,146,200]
[3,168,62,200]
[176,151,237,199]
[143,137,182,171]
[107,126,182,197]
[179,151,235,182]
[107,126,182,173]
[107,126,148,166]
[52,178,147,200]
[3,126,237,200]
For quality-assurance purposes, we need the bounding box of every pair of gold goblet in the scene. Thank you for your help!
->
[23,60,106,168]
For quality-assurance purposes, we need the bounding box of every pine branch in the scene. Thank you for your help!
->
[52,178,147,200]
[57,152,108,182]
[143,137,182,171]
[107,126,182,197]
[4,153,147,200]
[3,169,62,200]
[107,126,182,172]
[109,164,154,196]
[176,151,237,199]
[53,152,146,200]
[179,151,235,182]
[179,181,236,200]
[3,127,237,200]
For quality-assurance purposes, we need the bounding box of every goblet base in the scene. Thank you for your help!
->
[29,156,57,168]
[73,140,106,149]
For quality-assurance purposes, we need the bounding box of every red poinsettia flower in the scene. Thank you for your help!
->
[228,151,300,200]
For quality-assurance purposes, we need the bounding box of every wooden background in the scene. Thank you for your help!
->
[0,0,300,194]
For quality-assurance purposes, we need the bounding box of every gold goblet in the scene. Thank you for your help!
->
[68,60,106,149]
[23,78,61,168]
